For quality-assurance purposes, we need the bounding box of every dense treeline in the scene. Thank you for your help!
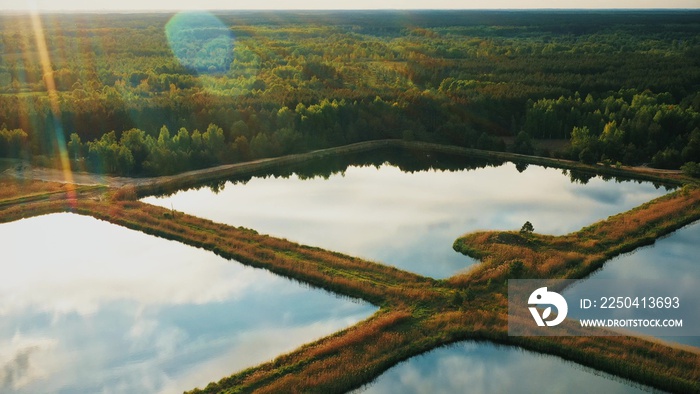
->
[524,89,700,167]
[61,96,507,175]
[0,11,699,175]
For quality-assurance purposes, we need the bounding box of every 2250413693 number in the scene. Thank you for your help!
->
[599,296,680,309]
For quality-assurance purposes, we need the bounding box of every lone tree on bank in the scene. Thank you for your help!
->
[520,221,534,235]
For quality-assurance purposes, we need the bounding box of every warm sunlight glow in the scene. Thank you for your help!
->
[28,9,76,201]
[0,0,697,11]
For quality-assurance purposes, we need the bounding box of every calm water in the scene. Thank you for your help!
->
[565,221,700,348]
[144,150,669,278]
[0,213,376,394]
[141,149,691,393]
[358,342,652,394]
[349,164,696,393]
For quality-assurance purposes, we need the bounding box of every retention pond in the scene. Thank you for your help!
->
[0,213,376,393]
[144,147,670,279]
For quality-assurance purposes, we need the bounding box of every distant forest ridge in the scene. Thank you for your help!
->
[0,10,698,175]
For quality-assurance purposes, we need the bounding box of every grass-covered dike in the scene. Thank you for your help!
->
[0,143,698,393]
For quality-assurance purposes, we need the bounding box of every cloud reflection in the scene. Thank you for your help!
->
[0,213,376,393]
[359,342,648,394]
[564,221,700,348]
[0,336,56,392]
[144,162,667,278]
[0,346,37,390]
[0,214,269,317]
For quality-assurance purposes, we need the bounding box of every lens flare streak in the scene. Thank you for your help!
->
[29,10,76,202]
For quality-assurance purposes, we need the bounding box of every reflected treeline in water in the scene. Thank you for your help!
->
[156,146,675,197]
[143,144,672,278]
[566,168,673,190]
[156,146,504,196]
[256,147,504,180]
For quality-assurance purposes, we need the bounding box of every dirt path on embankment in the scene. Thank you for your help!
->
[2,162,155,187]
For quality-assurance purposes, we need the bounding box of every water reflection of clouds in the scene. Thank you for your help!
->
[0,213,376,393]
[578,221,699,284]
[145,162,667,278]
[1,214,264,316]
[0,336,56,392]
[360,343,646,394]
[576,185,624,205]
[565,221,700,347]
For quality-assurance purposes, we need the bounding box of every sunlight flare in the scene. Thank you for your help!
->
[29,10,76,201]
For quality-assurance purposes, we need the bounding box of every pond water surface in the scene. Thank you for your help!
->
[0,213,376,394]
[141,149,693,393]
[144,148,670,278]
[362,221,699,394]
[358,342,653,394]
[565,220,700,348]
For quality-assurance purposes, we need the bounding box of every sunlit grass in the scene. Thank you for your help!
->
[0,145,698,393]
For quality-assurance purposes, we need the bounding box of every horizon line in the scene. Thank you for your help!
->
[0,7,699,13]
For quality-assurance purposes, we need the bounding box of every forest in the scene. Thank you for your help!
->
[0,10,699,175]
